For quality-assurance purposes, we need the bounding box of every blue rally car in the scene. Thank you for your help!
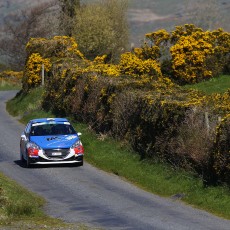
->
[20,118,84,167]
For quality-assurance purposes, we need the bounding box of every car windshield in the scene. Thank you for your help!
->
[30,123,77,136]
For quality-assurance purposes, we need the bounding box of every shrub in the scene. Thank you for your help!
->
[73,0,129,62]
[119,52,162,78]
[23,53,52,91]
[26,36,84,59]
[214,114,230,185]
[170,31,214,84]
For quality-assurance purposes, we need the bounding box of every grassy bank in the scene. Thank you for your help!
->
[183,75,230,94]
[0,79,21,91]
[0,173,80,229]
[6,82,230,220]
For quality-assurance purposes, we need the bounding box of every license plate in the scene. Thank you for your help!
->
[52,152,62,156]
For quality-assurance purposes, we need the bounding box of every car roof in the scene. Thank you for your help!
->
[30,118,69,124]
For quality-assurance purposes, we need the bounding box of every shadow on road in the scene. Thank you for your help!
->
[14,159,82,169]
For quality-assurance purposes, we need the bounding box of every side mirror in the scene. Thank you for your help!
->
[21,134,26,140]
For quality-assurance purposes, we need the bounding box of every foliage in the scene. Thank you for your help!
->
[21,24,230,186]
[0,70,23,81]
[23,53,51,91]
[58,0,80,36]
[141,24,230,84]
[26,36,84,59]
[170,31,214,83]
[0,70,22,90]
[119,52,162,78]
[214,114,230,185]
[83,55,120,77]
[73,0,129,62]
[207,90,230,115]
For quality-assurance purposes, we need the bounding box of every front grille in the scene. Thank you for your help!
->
[44,148,70,159]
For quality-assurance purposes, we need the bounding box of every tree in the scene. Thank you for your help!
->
[73,0,129,62]
[0,1,57,70]
[58,0,80,36]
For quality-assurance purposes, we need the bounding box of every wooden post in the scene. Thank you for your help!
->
[205,112,210,134]
[41,63,45,86]
[218,116,222,123]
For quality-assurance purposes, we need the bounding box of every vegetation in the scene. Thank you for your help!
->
[6,87,230,220]
[183,75,230,94]
[0,0,230,225]
[0,172,83,229]
[0,0,129,70]
[58,0,80,36]
[0,70,22,90]
[20,23,229,186]
[72,0,129,62]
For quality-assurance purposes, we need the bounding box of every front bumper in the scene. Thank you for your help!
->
[29,155,83,165]
[29,148,83,165]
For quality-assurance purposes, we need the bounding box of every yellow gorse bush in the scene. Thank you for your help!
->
[24,53,52,88]
[83,55,120,77]
[119,52,162,78]
[26,36,84,59]
[170,32,214,83]
[139,24,230,84]
[208,90,230,114]
[0,70,23,80]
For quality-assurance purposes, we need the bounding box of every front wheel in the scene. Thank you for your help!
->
[20,151,26,162]
[26,153,31,168]
[77,160,83,167]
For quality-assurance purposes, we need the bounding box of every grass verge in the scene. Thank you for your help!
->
[0,80,21,91]
[6,88,230,220]
[0,173,80,229]
[183,75,230,94]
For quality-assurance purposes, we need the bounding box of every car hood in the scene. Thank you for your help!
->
[30,135,79,149]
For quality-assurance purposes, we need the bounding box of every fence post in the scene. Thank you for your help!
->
[218,116,222,123]
[205,112,210,134]
[41,63,45,86]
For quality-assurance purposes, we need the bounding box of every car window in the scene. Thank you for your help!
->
[51,124,76,135]
[25,123,31,135]
[30,123,76,136]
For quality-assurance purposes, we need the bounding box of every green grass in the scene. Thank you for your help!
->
[0,173,77,229]
[0,79,21,91]
[0,171,98,229]
[6,88,230,220]
[6,87,45,117]
[183,75,230,95]
[75,123,230,219]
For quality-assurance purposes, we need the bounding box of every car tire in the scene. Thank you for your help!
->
[20,151,26,162]
[26,153,31,168]
[78,161,83,167]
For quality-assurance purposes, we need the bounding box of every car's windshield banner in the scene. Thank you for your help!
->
[32,121,70,126]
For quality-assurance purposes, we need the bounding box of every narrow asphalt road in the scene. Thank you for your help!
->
[0,90,229,230]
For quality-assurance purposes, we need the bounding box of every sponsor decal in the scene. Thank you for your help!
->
[65,135,77,140]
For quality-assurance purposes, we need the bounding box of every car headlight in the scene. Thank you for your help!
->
[26,142,41,157]
[70,140,84,155]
